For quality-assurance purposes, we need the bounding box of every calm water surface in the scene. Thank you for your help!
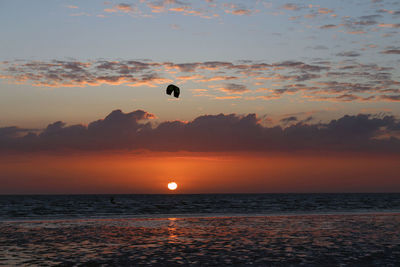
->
[1,193,399,220]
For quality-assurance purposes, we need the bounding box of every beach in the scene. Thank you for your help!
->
[2,213,400,266]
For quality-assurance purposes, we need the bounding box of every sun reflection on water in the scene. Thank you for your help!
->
[1,214,400,265]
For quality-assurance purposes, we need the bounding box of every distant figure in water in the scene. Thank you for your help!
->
[166,84,180,98]
[110,196,116,205]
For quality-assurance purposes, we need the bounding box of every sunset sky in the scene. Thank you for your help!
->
[1,0,400,193]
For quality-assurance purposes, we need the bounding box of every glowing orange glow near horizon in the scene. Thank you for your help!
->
[1,151,400,194]
[168,182,178,190]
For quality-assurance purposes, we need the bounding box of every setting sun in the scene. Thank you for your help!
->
[168,182,178,191]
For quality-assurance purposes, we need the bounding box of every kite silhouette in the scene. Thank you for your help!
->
[166,84,180,98]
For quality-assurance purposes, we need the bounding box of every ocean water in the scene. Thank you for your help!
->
[1,193,400,220]
[1,194,400,266]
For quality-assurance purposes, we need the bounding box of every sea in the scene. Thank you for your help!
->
[1,194,400,266]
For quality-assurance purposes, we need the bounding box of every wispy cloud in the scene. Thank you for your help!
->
[281,4,301,11]
[378,23,400,28]
[1,58,398,104]
[336,51,361,57]
[381,49,400,54]
[216,83,250,94]
[223,3,253,16]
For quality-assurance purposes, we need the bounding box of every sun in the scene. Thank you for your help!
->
[167,182,178,191]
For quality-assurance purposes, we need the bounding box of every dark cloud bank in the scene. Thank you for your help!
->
[1,109,400,153]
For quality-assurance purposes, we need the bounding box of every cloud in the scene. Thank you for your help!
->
[273,61,329,72]
[169,6,203,16]
[223,4,253,16]
[346,31,366,34]
[214,96,242,100]
[280,116,298,124]
[103,1,201,17]
[198,76,238,82]
[142,0,211,17]
[1,109,400,153]
[0,60,165,88]
[318,8,334,14]
[309,45,329,50]
[126,74,172,87]
[378,23,400,28]
[222,3,253,16]
[216,83,250,94]
[247,95,282,100]
[320,24,339,29]
[176,74,203,82]
[104,3,137,13]
[281,4,301,11]
[115,3,134,12]
[381,49,400,54]
[336,51,361,57]
[0,127,34,138]
[1,59,398,104]
[225,8,252,16]
[379,95,400,102]
[305,94,376,103]
[147,0,186,9]
[303,13,316,19]
[94,0,259,19]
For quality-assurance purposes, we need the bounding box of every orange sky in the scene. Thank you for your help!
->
[2,1,400,195]
[1,151,399,194]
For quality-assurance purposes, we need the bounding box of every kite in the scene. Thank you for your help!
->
[166,84,180,98]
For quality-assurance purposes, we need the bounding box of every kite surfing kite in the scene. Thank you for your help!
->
[166,84,180,98]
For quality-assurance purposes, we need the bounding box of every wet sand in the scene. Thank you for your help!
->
[1,213,400,266]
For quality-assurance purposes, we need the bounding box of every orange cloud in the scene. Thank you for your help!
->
[1,59,398,104]
[177,74,203,81]
[225,9,252,15]
[318,8,333,14]
[346,31,366,34]
[214,96,242,100]
[378,23,400,28]
[215,83,250,94]
[198,76,238,82]
[282,4,300,11]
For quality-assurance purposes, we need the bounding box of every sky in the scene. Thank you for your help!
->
[1,0,400,193]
